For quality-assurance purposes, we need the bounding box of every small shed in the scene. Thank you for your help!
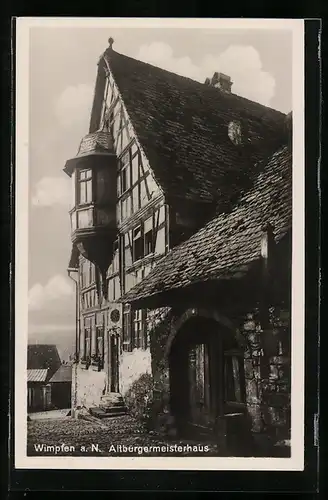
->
[27,368,51,411]
[27,344,62,412]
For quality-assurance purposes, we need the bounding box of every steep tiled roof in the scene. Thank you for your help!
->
[27,369,48,383]
[27,344,62,380]
[104,49,287,205]
[49,365,72,383]
[120,145,292,305]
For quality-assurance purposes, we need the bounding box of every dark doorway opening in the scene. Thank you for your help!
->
[169,316,250,449]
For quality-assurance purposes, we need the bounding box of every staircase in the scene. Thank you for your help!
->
[89,393,128,419]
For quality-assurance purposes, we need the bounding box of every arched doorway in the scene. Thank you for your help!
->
[169,316,247,438]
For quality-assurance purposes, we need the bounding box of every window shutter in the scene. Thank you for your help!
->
[96,327,104,370]
[85,336,91,359]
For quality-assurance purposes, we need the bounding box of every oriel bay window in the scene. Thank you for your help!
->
[77,169,93,205]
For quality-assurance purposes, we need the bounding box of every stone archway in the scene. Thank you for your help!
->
[164,307,245,361]
[166,309,247,439]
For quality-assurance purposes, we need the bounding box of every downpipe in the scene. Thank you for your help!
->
[68,269,79,418]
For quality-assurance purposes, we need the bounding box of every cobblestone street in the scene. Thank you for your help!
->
[27,414,220,457]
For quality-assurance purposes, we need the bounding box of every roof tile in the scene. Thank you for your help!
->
[120,145,292,304]
[104,49,288,205]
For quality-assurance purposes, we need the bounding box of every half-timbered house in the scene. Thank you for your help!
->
[64,39,291,453]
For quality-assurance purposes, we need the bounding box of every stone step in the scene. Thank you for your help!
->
[89,407,127,419]
[101,393,124,403]
[100,398,124,407]
[98,405,128,414]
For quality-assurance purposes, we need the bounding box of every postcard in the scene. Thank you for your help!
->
[15,17,305,471]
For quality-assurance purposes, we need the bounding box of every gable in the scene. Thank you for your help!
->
[96,59,163,212]
[27,344,62,379]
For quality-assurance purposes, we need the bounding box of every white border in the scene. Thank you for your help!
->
[15,17,305,471]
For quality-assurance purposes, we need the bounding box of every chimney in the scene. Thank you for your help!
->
[205,72,233,93]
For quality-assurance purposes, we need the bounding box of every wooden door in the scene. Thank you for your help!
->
[187,343,212,428]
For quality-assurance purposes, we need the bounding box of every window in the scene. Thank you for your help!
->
[121,167,128,194]
[131,217,156,262]
[77,169,93,205]
[133,226,143,261]
[132,309,147,349]
[144,217,153,256]
[133,310,143,348]
[122,305,132,351]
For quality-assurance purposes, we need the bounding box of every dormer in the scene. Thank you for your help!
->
[63,130,118,276]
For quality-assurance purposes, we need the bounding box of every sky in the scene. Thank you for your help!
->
[27,24,293,358]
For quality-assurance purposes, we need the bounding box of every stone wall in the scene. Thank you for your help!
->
[72,363,107,410]
[240,307,291,446]
[119,347,152,396]
[146,305,291,448]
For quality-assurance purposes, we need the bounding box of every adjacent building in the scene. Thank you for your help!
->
[49,364,72,410]
[27,344,62,412]
[65,39,292,455]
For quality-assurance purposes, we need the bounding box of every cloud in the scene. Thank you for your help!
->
[54,83,94,130]
[28,323,75,334]
[136,42,276,107]
[31,176,71,207]
[28,274,74,312]
[137,42,202,82]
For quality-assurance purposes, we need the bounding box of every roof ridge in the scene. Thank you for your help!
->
[105,49,286,116]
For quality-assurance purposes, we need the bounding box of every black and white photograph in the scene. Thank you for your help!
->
[15,18,305,470]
